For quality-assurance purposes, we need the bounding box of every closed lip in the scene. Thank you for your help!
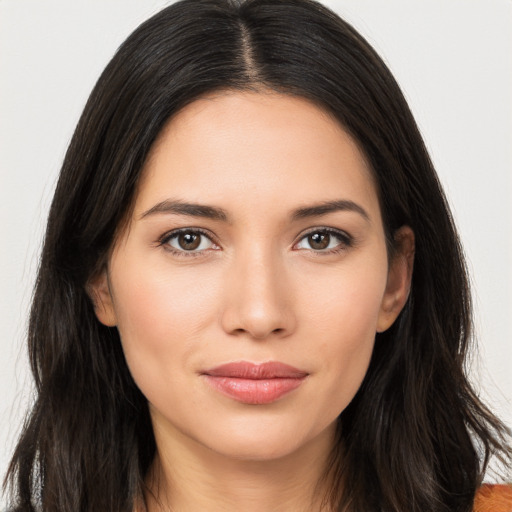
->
[202,361,309,379]
[201,361,309,405]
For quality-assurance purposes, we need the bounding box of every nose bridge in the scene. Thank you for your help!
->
[220,241,295,339]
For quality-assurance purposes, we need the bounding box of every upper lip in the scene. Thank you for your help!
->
[202,361,308,379]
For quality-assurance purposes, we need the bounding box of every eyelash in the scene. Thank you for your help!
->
[158,228,219,258]
[158,227,354,258]
[296,227,354,255]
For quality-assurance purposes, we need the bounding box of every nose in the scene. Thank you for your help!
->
[220,246,296,340]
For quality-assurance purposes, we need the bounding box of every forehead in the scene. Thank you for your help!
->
[135,90,380,221]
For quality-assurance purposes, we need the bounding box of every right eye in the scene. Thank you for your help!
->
[161,229,219,255]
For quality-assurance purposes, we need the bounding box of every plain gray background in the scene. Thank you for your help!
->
[1,0,511,498]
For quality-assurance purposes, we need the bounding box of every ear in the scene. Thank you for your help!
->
[86,269,117,327]
[377,226,415,333]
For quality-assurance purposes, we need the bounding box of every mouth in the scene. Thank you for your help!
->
[201,361,309,405]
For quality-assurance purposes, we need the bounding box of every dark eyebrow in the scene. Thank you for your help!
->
[139,198,369,223]
[291,200,370,222]
[139,200,229,222]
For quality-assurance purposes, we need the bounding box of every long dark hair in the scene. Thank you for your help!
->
[5,0,511,510]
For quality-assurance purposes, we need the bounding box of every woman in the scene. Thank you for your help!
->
[3,0,511,510]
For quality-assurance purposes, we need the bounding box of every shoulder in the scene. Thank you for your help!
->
[474,484,512,512]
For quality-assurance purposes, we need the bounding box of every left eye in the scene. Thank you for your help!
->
[165,230,216,252]
[295,230,350,251]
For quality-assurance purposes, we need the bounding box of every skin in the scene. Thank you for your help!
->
[90,90,414,512]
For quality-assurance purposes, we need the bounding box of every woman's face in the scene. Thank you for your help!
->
[91,91,412,462]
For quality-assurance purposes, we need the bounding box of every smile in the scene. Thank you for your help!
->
[202,361,309,405]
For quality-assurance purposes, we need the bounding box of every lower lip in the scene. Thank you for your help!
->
[203,376,305,404]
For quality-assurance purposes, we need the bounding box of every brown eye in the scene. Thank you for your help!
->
[178,232,201,250]
[295,228,352,253]
[308,232,330,250]
[164,230,216,254]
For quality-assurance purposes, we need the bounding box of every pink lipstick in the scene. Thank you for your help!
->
[202,361,308,405]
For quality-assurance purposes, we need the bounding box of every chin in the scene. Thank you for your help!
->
[194,415,335,463]
[214,437,301,462]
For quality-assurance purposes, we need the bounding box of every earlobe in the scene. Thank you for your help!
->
[86,270,117,327]
[377,226,415,333]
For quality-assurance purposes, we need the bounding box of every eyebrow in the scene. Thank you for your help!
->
[139,198,369,223]
[139,200,229,221]
[291,199,370,222]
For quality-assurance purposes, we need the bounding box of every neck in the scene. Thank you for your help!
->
[144,421,337,512]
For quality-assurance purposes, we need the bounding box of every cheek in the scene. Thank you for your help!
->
[109,259,220,389]
[300,258,387,413]
[303,254,388,344]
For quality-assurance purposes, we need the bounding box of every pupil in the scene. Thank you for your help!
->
[309,232,329,250]
[179,232,200,250]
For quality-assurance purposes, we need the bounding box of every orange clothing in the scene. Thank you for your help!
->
[474,484,512,512]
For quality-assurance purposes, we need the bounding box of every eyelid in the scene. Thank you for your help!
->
[293,226,354,252]
[158,227,220,256]
[157,226,353,257]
